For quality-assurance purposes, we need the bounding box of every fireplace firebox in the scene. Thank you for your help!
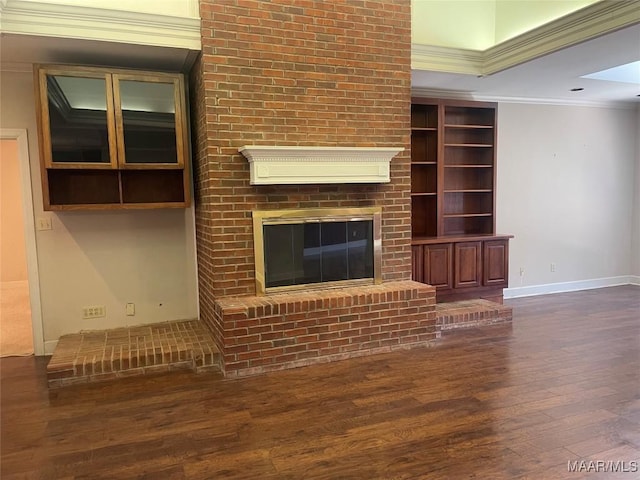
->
[253,207,382,294]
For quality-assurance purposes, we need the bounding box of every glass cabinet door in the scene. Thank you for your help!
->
[39,70,117,168]
[112,74,186,168]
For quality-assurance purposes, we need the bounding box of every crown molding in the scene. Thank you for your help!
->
[411,44,483,75]
[238,146,404,185]
[0,0,201,50]
[412,87,637,109]
[412,1,640,76]
[483,0,640,75]
[477,95,637,110]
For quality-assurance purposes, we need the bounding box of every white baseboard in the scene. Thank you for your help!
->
[43,340,58,356]
[504,276,637,299]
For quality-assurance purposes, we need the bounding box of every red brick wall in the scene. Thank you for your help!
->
[215,281,437,377]
[191,0,412,307]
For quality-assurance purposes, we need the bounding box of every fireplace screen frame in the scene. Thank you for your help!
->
[252,207,382,295]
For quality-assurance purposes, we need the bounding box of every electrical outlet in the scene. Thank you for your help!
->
[126,303,135,316]
[550,263,556,273]
[83,305,106,319]
[36,216,52,231]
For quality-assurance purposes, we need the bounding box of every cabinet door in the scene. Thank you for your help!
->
[113,74,187,168]
[454,241,482,288]
[411,245,424,283]
[37,68,118,169]
[424,243,452,290]
[483,240,509,286]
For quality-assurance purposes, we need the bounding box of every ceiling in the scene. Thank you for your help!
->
[1,19,639,106]
[412,23,640,105]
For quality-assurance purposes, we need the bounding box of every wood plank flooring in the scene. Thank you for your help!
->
[2,285,639,479]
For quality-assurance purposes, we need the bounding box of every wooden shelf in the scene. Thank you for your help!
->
[444,189,493,193]
[444,164,492,168]
[411,234,513,245]
[444,124,493,129]
[411,98,510,302]
[444,144,493,148]
[443,213,492,218]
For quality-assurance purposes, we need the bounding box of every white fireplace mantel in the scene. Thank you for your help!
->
[238,146,404,185]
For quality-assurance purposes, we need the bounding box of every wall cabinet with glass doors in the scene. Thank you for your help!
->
[35,65,190,210]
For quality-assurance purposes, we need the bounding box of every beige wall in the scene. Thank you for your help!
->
[633,105,640,277]
[497,102,637,289]
[0,139,29,282]
[0,69,199,347]
[411,0,598,50]
[412,0,496,49]
[494,0,598,44]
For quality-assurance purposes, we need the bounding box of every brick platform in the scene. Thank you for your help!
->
[46,294,511,388]
[436,299,513,331]
[209,281,437,377]
[47,320,220,388]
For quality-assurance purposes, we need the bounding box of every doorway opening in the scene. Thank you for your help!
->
[1,130,43,356]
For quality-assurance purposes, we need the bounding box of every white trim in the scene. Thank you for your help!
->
[44,340,58,356]
[410,88,636,109]
[504,276,637,299]
[411,44,483,75]
[1,129,45,356]
[0,0,201,50]
[471,95,635,110]
[412,1,640,76]
[238,146,404,185]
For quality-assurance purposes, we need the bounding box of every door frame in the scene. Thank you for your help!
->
[1,129,45,355]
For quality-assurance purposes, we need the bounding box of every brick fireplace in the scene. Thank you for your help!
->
[189,0,437,376]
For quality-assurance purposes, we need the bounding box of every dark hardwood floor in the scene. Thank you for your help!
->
[2,286,639,479]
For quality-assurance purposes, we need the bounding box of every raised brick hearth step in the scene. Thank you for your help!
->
[436,299,513,331]
[47,320,221,388]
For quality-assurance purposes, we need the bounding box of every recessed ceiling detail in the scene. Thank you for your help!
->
[581,61,640,85]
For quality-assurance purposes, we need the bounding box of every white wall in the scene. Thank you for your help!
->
[0,69,199,348]
[497,102,637,292]
[633,105,640,277]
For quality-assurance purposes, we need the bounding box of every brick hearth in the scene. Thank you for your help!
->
[210,281,437,377]
[46,320,220,388]
[46,298,512,386]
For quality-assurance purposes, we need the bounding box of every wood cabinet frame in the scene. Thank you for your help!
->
[34,64,191,211]
[36,67,118,170]
[112,73,187,169]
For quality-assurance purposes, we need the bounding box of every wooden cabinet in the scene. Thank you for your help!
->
[483,240,509,286]
[410,97,511,302]
[424,243,453,290]
[35,65,190,210]
[411,244,453,290]
[411,236,511,302]
[454,241,482,288]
